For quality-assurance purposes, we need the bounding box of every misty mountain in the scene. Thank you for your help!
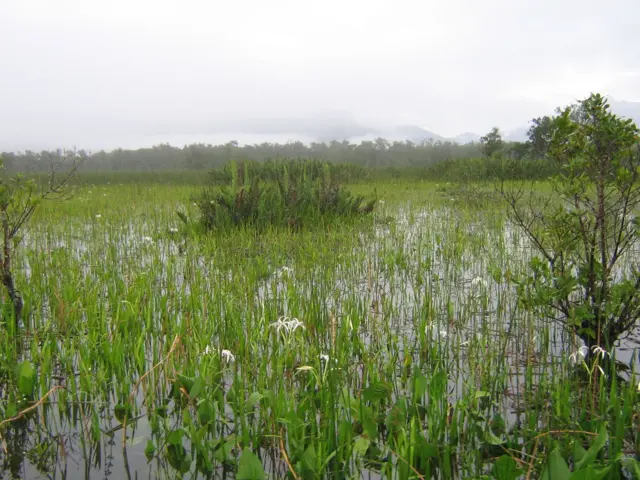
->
[607,98,640,124]
[504,127,529,142]
[452,132,481,144]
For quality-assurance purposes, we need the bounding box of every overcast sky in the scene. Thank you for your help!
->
[1,0,639,151]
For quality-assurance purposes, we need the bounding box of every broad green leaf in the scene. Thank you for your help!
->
[246,392,264,411]
[572,441,587,465]
[197,399,215,424]
[413,367,428,400]
[484,429,506,446]
[541,448,570,480]
[353,436,370,457]
[386,397,408,435]
[301,444,318,474]
[17,361,36,397]
[493,455,523,480]
[575,425,608,470]
[166,443,190,474]
[418,438,438,459]
[144,440,156,460]
[167,428,184,446]
[362,381,391,403]
[569,465,612,480]
[189,376,205,398]
[237,448,266,480]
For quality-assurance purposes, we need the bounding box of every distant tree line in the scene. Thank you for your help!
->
[1,139,501,173]
[4,102,630,182]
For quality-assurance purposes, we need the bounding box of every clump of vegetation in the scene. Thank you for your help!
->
[192,160,376,232]
[208,157,367,185]
[503,93,640,358]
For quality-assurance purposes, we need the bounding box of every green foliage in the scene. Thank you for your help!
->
[194,160,376,232]
[480,127,504,158]
[16,361,36,398]
[236,448,266,480]
[208,157,367,185]
[505,93,640,351]
[528,115,554,158]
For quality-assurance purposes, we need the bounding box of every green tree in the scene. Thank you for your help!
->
[527,115,554,158]
[480,127,504,158]
[502,93,640,356]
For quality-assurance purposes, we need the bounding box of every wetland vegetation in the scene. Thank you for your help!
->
[0,94,639,479]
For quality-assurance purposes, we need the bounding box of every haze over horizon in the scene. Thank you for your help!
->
[1,0,639,152]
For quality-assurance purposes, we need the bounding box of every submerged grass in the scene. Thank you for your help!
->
[0,181,638,479]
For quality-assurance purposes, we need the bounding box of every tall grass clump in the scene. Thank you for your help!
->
[208,157,368,185]
[193,160,376,232]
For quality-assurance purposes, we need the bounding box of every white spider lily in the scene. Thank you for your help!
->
[569,346,589,364]
[270,316,305,335]
[220,349,235,363]
[168,227,179,234]
[471,276,486,287]
[202,346,235,363]
[591,345,609,360]
[142,236,153,243]
[439,330,449,339]
[319,354,329,362]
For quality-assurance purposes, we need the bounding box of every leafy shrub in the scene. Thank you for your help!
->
[193,160,376,232]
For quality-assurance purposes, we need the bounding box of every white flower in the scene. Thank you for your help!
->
[192,202,197,207]
[439,330,449,338]
[88,190,93,194]
[591,345,609,360]
[95,214,102,219]
[270,316,305,335]
[319,354,329,362]
[168,227,179,234]
[220,349,235,363]
[142,236,153,243]
[569,346,589,364]
[203,346,235,363]
[471,277,486,287]
[378,200,385,204]
[279,266,293,275]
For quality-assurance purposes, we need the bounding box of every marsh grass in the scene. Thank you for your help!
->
[0,181,637,479]
[193,161,376,232]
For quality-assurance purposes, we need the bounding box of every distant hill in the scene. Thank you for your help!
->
[392,125,444,143]
[607,97,640,124]
[452,132,481,144]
